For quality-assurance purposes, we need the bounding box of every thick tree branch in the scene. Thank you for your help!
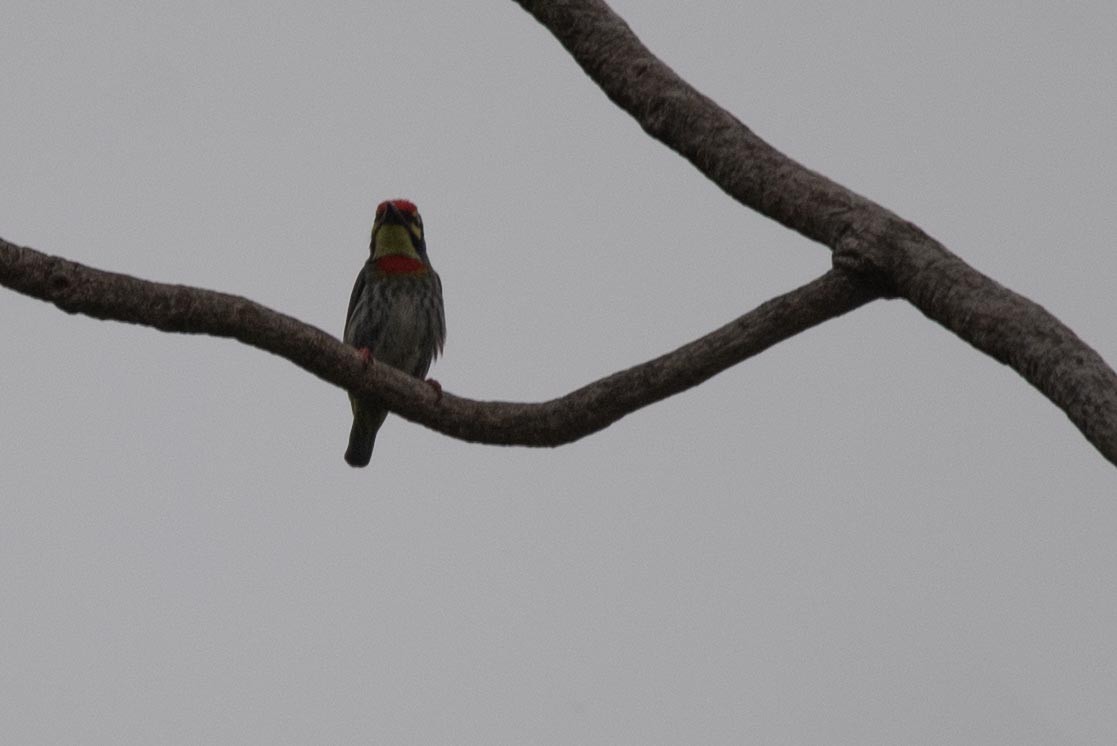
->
[0,237,875,446]
[2,2,1114,465]
[513,0,1117,465]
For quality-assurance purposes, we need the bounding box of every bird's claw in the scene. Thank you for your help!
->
[358,347,374,365]
[425,378,443,404]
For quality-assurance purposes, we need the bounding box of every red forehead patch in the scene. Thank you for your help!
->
[375,199,418,216]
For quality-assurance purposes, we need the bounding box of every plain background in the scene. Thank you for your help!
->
[2,1,1115,743]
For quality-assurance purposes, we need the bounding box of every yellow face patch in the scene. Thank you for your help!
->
[373,224,419,259]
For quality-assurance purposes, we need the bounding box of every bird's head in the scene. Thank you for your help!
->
[370,199,426,270]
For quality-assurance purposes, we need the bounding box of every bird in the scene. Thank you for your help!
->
[343,199,445,467]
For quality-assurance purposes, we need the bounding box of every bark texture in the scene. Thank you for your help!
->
[513,0,1117,464]
[0,0,1114,464]
[0,237,874,446]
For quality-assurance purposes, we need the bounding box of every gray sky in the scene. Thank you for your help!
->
[2,1,1116,743]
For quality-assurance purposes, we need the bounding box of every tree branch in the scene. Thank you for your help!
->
[2,1,1114,465]
[513,0,1117,465]
[0,237,875,446]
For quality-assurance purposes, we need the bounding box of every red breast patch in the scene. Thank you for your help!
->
[374,255,427,274]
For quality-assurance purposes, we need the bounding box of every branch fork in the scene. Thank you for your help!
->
[2,0,1114,465]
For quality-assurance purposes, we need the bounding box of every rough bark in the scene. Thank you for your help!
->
[1,0,1114,464]
[0,237,874,446]
[512,0,1117,464]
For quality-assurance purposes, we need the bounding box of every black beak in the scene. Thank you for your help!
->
[380,202,405,226]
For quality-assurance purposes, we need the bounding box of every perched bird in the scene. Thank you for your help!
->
[344,199,445,467]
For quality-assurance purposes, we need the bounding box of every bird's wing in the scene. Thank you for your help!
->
[432,271,446,357]
[343,266,368,342]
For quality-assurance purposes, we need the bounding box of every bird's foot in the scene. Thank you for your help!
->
[357,347,375,365]
[425,378,443,404]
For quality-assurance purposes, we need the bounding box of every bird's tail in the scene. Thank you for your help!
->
[345,407,387,468]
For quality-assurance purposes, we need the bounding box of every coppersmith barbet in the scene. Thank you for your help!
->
[344,199,445,467]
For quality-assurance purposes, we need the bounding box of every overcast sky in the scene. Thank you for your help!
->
[2,1,1116,743]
